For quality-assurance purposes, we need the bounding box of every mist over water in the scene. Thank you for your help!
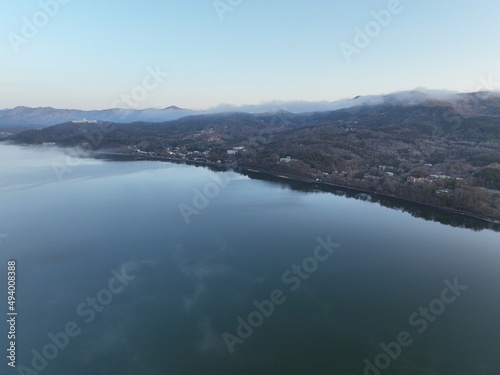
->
[1,143,499,375]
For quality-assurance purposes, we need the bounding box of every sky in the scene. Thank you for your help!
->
[1,0,500,110]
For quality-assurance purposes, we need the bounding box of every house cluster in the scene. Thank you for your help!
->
[128,145,212,162]
[364,174,381,181]
[164,147,211,161]
[227,146,246,155]
[429,174,450,180]
[0,132,13,138]
[72,119,98,124]
[408,173,464,184]
[378,165,398,172]
[408,176,432,184]
[279,156,295,163]
[436,189,453,197]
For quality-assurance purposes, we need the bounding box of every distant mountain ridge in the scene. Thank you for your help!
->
[0,106,196,128]
[2,90,500,128]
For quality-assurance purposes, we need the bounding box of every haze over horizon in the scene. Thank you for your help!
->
[2,87,499,113]
[2,0,500,110]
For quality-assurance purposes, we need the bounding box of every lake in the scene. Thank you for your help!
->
[0,143,499,375]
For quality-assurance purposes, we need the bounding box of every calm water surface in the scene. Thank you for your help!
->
[0,144,499,375]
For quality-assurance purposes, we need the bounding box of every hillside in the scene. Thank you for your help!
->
[5,94,500,220]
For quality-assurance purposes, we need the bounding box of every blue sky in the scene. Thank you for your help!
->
[1,0,500,110]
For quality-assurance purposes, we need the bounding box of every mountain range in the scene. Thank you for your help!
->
[4,89,500,220]
[2,90,500,129]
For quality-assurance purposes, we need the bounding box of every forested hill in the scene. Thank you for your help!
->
[5,95,500,220]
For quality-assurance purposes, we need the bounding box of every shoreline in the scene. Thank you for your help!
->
[91,151,500,226]
[240,168,500,225]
